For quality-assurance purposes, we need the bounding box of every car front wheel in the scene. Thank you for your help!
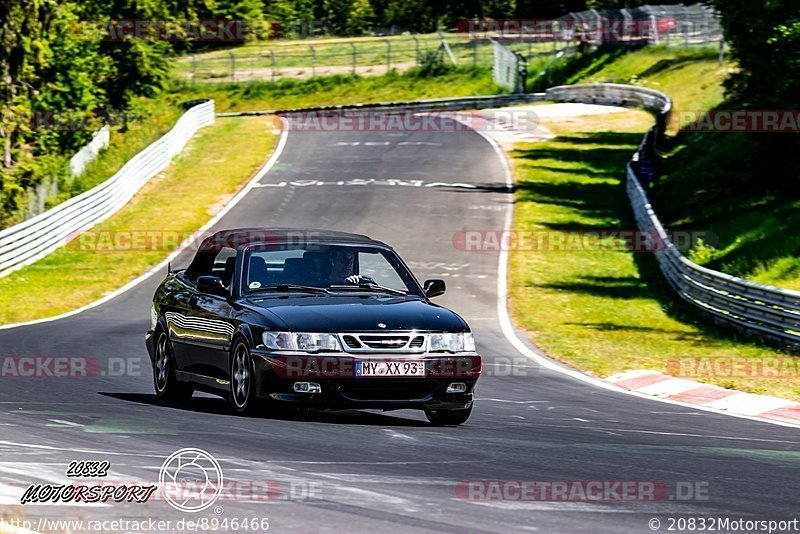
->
[153,331,193,401]
[229,340,257,415]
[425,405,472,426]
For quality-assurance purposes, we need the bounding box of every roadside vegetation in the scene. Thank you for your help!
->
[0,117,276,325]
[542,45,800,288]
[508,44,800,400]
[173,64,501,112]
[508,110,799,402]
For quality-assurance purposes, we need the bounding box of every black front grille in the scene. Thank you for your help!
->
[342,335,362,349]
[409,336,425,348]
[340,379,433,401]
[359,336,409,350]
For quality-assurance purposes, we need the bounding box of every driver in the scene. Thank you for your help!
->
[325,249,364,285]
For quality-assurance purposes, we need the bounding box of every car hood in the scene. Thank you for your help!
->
[244,295,467,332]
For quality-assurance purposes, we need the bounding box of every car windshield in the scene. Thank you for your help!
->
[243,243,420,296]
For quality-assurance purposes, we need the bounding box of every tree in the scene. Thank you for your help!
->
[712,0,800,191]
[345,0,375,35]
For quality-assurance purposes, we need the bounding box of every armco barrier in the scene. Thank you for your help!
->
[546,83,800,350]
[217,92,548,118]
[0,99,215,278]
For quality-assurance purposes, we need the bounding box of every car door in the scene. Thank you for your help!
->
[181,247,238,380]
[167,247,236,379]
[184,290,236,380]
[162,274,197,372]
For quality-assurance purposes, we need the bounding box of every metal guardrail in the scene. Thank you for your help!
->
[218,93,548,117]
[69,125,111,177]
[0,100,215,279]
[546,83,800,349]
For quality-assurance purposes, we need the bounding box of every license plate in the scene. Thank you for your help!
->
[355,361,426,377]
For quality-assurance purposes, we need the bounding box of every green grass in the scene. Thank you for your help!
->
[539,45,800,289]
[58,97,183,202]
[508,112,799,401]
[171,65,504,112]
[656,131,800,289]
[535,45,731,129]
[0,117,276,325]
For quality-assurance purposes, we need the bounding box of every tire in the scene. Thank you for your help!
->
[153,330,194,401]
[229,339,258,415]
[425,405,472,426]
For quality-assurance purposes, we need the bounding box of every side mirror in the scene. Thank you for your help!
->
[197,275,229,297]
[423,279,446,298]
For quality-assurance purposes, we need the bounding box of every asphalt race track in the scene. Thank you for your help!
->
[0,117,798,533]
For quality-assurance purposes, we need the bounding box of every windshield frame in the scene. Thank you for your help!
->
[239,241,425,298]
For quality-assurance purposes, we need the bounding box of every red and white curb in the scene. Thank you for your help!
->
[607,370,800,426]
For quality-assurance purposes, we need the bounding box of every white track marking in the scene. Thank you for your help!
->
[252,178,476,189]
[465,117,800,431]
[46,419,84,427]
[0,118,289,331]
[703,393,797,416]
[636,378,703,397]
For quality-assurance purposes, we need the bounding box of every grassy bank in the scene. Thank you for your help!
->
[0,117,276,325]
[506,45,800,399]
[547,46,800,289]
[172,65,502,112]
[534,45,731,131]
[508,111,798,401]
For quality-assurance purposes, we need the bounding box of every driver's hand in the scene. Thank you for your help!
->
[345,274,363,283]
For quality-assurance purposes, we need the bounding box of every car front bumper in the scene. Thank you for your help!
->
[251,350,481,411]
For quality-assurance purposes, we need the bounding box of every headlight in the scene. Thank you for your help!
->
[150,306,157,330]
[263,332,295,350]
[262,332,341,352]
[429,332,475,353]
[464,332,476,352]
[296,333,341,352]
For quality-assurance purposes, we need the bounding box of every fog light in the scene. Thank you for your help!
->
[293,382,322,394]
[446,382,467,393]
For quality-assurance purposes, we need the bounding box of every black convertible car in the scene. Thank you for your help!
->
[146,228,481,425]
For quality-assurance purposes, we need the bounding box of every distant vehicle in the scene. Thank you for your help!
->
[146,228,481,425]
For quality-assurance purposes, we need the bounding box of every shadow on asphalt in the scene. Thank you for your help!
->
[99,392,431,427]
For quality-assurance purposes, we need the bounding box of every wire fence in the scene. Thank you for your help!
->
[177,4,722,85]
[174,34,562,84]
[555,4,722,46]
